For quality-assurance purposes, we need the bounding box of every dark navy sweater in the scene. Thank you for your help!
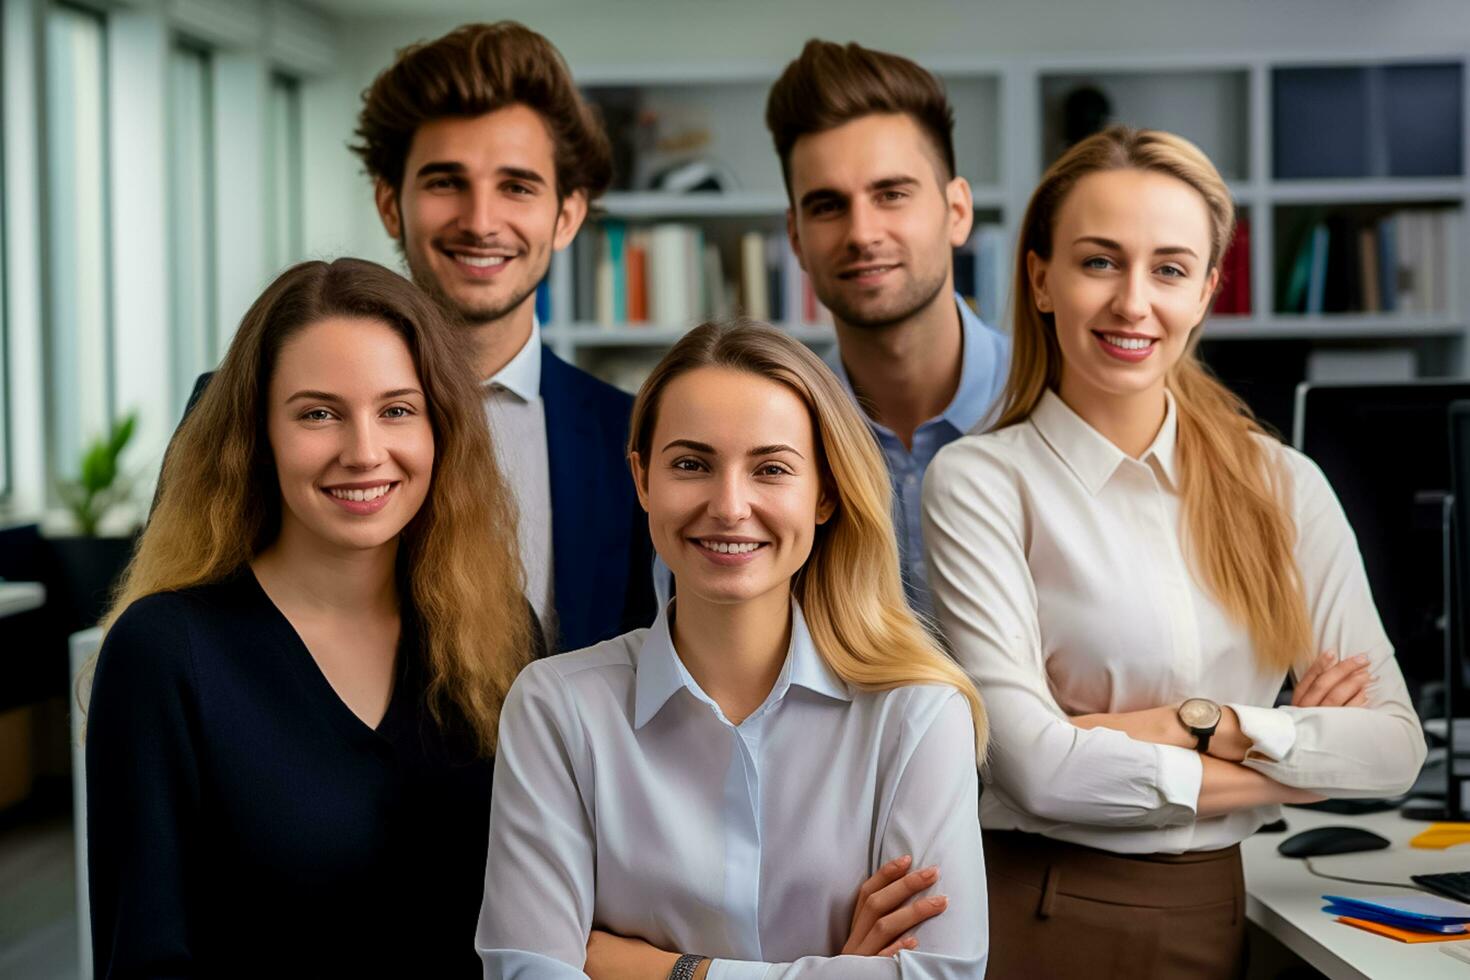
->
[85,570,534,978]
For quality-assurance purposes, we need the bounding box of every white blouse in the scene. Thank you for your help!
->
[476,601,988,978]
[921,389,1426,854]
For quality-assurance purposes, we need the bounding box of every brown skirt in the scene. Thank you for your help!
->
[984,830,1245,980]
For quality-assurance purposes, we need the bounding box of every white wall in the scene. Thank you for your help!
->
[301,0,1470,268]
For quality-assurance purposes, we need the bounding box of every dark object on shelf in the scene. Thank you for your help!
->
[585,86,641,190]
[1277,826,1390,858]
[649,158,734,194]
[1383,64,1464,178]
[1273,67,1371,179]
[1062,86,1111,147]
[1274,63,1463,179]
[1412,872,1470,905]
[1257,818,1290,834]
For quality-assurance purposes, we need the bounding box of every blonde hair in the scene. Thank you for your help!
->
[86,259,532,755]
[629,320,988,754]
[995,126,1310,674]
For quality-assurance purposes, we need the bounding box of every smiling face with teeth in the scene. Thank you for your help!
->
[630,366,834,611]
[374,105,587,367]
[1027,168,1219,421]
[786,113,971,332]
[265,315,434,557]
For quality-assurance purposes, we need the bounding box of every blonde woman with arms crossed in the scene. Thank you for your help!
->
[921,127,1426,980]
[478,322,989,978]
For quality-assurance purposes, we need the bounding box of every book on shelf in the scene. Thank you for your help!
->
[953,223,1008,325]
[1276,207,1461,316]
[1213,216,1252,316]
[546,220,830,331]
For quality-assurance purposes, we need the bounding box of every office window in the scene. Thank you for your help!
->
[43,4,111,482]
[168,42,215,416]
[267,72,303,271]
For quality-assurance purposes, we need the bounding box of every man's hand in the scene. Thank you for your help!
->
[841,854,948,956]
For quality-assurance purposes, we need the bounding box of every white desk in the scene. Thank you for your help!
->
[1243,806,1470,978]
[0,581,45,619]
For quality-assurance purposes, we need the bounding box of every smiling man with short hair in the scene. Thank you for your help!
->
[766,39,1011,618]
[354,21,656,651]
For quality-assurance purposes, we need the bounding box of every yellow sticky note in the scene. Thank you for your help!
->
[1410,823,1470,850]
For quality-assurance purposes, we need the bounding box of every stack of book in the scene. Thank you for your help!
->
[1277,208,1462,316]
[735,230,830,326]
[1323,893,1470,943]
[554,221,831,329]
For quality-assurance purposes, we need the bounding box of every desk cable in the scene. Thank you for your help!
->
[1302,857,1429,892]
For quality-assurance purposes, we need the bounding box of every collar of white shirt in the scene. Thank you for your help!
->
[484,320,542,402]
[633,599,852,728]
[1029,387,1180,495]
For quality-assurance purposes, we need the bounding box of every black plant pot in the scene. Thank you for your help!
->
[46,533,139,632]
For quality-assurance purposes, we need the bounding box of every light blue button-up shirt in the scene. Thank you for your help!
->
[825,295,1010,619]
[477,600,987,977]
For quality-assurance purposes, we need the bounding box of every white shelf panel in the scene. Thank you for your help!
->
[544,323,836,346]
[598,191,788,218]
[1266,178,1468,205]
[1205,314,1464,340]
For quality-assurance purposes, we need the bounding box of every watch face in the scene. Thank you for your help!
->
[1179,698,1222,730]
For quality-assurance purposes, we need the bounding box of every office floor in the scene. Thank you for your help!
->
[0,795,79,980]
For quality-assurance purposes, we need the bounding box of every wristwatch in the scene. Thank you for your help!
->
[669,954,707,980]
[1177,698,1223,753]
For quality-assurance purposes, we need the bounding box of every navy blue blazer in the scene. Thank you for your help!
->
[170,349,655,653]
[537,347,655,651]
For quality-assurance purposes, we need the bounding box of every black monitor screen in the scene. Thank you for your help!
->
[1294,381,1470,709]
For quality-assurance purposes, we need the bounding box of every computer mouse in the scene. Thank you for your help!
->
[1277,826,1391,858]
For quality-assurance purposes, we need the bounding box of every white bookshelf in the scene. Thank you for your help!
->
[548,52,1470,387]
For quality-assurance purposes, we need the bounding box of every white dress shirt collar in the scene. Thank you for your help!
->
[1029,387,1180,495]
[485,321,542,402]
[633,599,851,729]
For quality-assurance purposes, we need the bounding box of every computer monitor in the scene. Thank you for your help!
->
[1293,380,1470,715]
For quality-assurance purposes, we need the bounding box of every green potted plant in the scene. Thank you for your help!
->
[48,412,141,630]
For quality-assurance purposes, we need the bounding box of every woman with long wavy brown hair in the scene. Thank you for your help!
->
[921,126,1425,979]
[83,258,536,978]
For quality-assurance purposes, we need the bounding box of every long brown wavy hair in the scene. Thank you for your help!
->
[88,258,532,754]
[994,126,1311,674]
[629,321,988,755]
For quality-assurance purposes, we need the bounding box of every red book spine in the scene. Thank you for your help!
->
[627,243,647,323]
[1214,217,1251,316]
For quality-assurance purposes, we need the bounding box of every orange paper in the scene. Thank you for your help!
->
[1409,823,1470,850]
[1337,916,1470,943]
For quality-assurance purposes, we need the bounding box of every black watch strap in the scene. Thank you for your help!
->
[669,954,706,980]
[1195,728,1213,754]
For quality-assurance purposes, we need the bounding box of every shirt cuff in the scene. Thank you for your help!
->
[1228,703,1298,762]
[706,959,771,980]
[1155,743,1204,814]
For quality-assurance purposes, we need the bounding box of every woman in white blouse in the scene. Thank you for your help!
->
[477,322,990,978]
[921,126,1426,979]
